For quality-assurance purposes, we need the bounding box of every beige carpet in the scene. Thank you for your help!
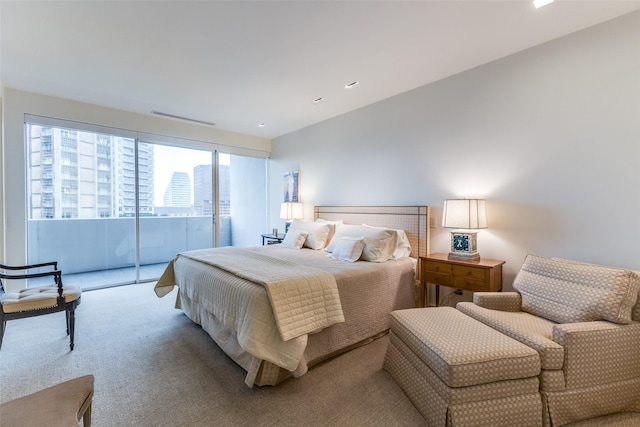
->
[0,282,424,426]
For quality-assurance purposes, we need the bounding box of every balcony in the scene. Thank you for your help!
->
[27,215,238,290]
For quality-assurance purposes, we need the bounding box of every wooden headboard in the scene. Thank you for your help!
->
[314,205,430,258]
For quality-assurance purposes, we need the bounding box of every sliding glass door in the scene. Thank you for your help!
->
[26,124,138,287]
[137,143,215,282]
[26,118,267,289]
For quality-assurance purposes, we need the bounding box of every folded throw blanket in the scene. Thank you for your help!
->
[155,247,344,341]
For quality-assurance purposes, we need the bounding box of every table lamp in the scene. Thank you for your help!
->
[280,202,304,233]
[442,199,487,261]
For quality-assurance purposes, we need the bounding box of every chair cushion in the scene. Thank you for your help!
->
[0,285,81,313]
[553,260,640,323]
[513,255,639,324]
[390,307,540,388]
[457,302,565,370]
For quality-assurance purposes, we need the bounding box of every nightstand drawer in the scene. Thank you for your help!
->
[419,254,505,307]
[422,260,451,274]
[451,265,486,281]
[423,272,452,287]
[452,276,488,292]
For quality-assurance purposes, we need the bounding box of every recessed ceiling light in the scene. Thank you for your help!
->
[312,97,324,104]
[344,81,360,89]
[533,0,554,9]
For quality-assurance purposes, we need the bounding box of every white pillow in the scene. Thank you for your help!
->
[290,220,331,250]
[315,218,343,246]
[329,237,366,262]
[281,229,308,249]
[363,224,412,259]
[393,229,412,259]
[325,224,397,262]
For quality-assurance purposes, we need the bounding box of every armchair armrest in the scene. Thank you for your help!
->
[553,321,640,389]
[472,292,522,312]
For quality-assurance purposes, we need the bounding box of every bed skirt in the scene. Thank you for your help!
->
[177,274,416,387]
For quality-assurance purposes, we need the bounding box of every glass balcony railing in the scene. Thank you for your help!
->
[27,215,233,290]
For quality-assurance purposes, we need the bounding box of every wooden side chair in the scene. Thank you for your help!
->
[0,375,94,427]
[0,261,81,350]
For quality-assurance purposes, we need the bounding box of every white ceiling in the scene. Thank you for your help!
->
[2,1,639,139]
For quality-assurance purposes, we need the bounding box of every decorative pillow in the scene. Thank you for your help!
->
[289,220,331,250]
[514,254,640,324]
[393,229,412,259]
[280,229,308,249]
[551,258,640,323]
[363,224,412,259]
[315,218,343,246]
[328,237,366,262]
[325,224,397,262]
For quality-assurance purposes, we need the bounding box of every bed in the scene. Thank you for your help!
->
[154,205,430,386]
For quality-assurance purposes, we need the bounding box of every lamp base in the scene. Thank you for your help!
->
[448,231,480,262]
[448,252,481,262]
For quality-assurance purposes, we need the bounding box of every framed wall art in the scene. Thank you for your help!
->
[283,170,300,202]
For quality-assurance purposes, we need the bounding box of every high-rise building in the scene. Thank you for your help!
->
[111,138,155,217]
[163,171,191,207]
[27,124,155,219]
[136,143,155,216]
[193,164,212,216]
[193,163,230,216]
[219,164,230,216]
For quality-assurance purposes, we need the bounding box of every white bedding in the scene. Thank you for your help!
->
[155,245,417,384]
[172,247,344,341]
[156,246,345,371]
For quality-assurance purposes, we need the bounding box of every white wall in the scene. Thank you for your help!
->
[269,11,640,294]
[1,88,271,266]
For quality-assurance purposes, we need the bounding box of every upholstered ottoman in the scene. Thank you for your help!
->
[384,307,542,426]
[0,375,94,427]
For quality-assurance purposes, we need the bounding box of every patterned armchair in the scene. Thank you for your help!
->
[457,255,640,427]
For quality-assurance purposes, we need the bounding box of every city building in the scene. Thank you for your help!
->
[162,171,191,208]
[193,164,212,216]
[26,125,154,219]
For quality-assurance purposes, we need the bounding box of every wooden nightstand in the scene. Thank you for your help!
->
[419,253,505,307]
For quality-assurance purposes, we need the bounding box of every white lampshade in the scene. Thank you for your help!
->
[442,199,487,230]
[442,199,487,261]
[533,0,554,9]
[280,202,304,220]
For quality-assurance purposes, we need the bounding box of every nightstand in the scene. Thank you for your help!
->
[261,234,285,245]
[419,253,505,307]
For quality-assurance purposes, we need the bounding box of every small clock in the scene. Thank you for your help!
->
[448,231,480,261]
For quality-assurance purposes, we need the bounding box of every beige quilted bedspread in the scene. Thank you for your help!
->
[155,247,345,342]
[155,246,416,379]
